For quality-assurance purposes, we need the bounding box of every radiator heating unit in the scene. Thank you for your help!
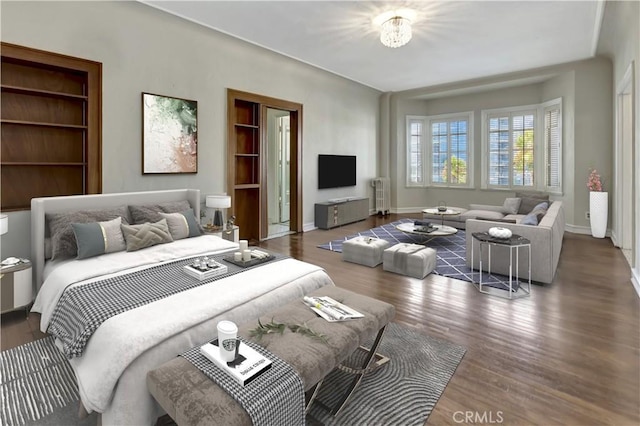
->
[372,177,390,216]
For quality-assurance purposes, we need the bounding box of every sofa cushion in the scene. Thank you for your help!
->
[468,204,505,213]
[461,210,505,221]
[516,192,549,214]
[502,198,522,214]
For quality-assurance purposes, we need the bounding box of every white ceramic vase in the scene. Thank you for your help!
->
[589,191,608,238]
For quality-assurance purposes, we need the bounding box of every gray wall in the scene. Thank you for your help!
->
[387,57,613,231]
[0,1,380,259]
[597,0,640,289]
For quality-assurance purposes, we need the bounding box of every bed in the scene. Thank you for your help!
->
[30,189,335,425]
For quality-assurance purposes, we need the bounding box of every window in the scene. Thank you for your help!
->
[406,112,473,188]
[481,99,561,192]
[486,110,535,188]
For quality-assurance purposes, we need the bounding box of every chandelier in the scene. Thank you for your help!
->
[377,12,413,48]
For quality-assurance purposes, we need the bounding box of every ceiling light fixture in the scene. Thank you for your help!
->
[380,16,412,48]
[374,9,416,49]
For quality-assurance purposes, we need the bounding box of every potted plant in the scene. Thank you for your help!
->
[587,168,607,238]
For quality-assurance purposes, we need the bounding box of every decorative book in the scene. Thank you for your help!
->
[183,259,228,281]
[200,339,272,386]
[303,296,364,322]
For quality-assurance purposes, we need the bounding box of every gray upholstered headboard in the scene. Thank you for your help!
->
[30,189,201,292]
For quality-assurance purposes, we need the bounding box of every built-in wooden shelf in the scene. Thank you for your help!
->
[1,42,102,211]
[1,84,88,100]
[234,123,259,129]
[1,119,88,129]
[1,162,85,166]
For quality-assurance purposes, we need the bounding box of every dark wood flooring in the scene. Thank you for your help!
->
[2,213,638,425]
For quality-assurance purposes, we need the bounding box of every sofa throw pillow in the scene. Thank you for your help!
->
[121,219,173,252]
[128,201,191,225]
[72,217,126,259]
[521,213,539,226]
[159,209,203,240]
[47,206,129,260]
[502,198,522,214]
[521,201,549,226]
[515,191,549,214]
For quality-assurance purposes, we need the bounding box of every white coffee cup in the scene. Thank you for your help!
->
[217,320,238,362]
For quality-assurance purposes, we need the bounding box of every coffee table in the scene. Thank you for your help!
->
[422,207,462,226]
[395,222,458,243]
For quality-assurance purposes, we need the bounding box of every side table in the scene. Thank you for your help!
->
[1,259,33,316]
[470,233,531,299]
[204,225,239,243]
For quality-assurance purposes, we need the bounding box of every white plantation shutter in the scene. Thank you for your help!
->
[485,110,535,188]
[544,103,562,191]
[488,115,510,186]
[407,117,424,185]
[406,113,472,188]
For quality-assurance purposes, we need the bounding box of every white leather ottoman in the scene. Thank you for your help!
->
[383,243,437,279]
[342,236,390,267]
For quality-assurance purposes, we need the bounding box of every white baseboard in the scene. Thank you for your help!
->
[391,207,424,214]
[303,222,317,232]
[632,268,640,298]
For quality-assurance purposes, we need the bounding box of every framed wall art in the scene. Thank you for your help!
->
[142,92,198,174]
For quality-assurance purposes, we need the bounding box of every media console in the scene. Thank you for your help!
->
[314,197,369,229]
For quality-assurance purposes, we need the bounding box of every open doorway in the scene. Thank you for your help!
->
[614,62,635,267]
[266,108,292,239]
[226,89,303,243]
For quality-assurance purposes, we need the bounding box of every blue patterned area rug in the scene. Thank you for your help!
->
[318,218,518,291]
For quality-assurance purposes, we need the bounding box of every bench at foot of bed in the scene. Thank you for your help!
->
[146,286,395,425]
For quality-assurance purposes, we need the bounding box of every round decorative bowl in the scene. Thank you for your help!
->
[488,227,512,239]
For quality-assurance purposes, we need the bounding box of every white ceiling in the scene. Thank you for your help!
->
[142,1,604,93]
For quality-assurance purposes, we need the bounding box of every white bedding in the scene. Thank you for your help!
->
[32,235,335,425]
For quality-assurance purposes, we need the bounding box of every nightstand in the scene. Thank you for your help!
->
[1,259,33,316]
[204,225,239,243]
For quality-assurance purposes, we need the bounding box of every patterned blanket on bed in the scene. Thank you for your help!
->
[47,250,287,358]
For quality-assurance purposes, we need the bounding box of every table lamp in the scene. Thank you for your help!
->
[205,195,231,231]
[0,214,7,235]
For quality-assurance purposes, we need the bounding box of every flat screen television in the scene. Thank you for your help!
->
[318,154,356,189]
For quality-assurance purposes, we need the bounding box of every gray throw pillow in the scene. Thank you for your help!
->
[128,201,191,224]
[521,212,539,226]
[47,206,129,260]
[528,201,549,224]
[121,218,174,252]
[72,217,126,259]
[502,198,522,214]
[159,209,203,240]
[515,192,549,214]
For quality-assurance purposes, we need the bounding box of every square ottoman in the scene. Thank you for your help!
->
[342,236,390,267]
[383,243,437,279]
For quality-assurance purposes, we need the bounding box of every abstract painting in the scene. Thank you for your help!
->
[142,93,198,174]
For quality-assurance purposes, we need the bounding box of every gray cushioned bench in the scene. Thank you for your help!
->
[146,286,395,425]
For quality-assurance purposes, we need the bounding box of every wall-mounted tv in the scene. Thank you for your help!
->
[318,154,356,189]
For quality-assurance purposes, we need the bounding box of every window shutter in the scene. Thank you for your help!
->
[545,106,561,189]
[407,119,423,184]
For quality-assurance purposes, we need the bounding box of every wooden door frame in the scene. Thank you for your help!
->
[226,89,302,240]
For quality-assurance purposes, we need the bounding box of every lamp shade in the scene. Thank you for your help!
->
[206,195,231,209]
[0,214,7,235]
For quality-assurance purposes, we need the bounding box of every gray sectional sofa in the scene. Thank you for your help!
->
[465,200,565,284]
